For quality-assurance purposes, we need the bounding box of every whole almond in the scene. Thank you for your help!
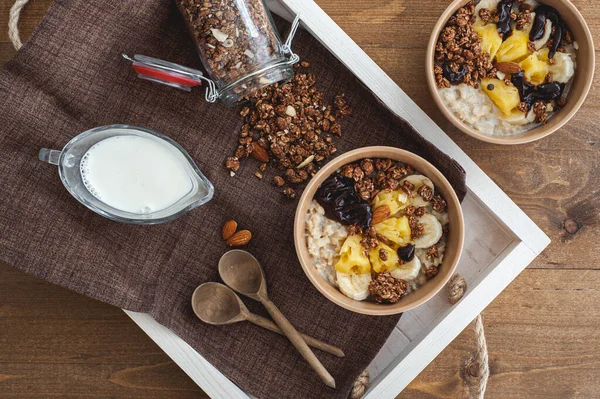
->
[221,219,238,240]
[251,145,269,163]
[226,230,252,246]
[371,205,391,226]
[495,62,522,74]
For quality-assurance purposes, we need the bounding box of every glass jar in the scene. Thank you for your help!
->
[176,0,295,105]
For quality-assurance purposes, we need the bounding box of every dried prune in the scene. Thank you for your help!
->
[533,82,563,101]
[334,202,373,228]
[511,72,535,104]
[497,0,514,39]
[316,172,373,228]
[316,173,354,204]
[529,13,547,41]
[442,63,469,84]
[533,5,563,58]
[397,244,416,262]
[512,72,563,104]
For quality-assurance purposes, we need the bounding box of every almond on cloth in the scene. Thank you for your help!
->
[250,145,269,163]
[222,220,238,240]
[371,205,391,226]
[495,62,522,74]
[226,230,252,246]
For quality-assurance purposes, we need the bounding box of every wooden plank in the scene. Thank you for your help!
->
[0,263,206,399]
[398,268,600,399]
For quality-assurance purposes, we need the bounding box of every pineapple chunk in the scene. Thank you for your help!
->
[335,235,370,274]
[369,242,400,273]
[372,189,408,216]
[519,53,549,85]
[474,23,502,60]
[481,78,521,117]
[374,217,411,246]
[495,30,530,62]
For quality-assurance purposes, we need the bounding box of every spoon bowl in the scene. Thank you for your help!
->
[191,282,247,325]
[218,250,266,299]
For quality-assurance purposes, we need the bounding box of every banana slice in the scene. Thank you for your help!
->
[502,109,536,125]
[400,175,435,207]
[549,52,575,83]
[391,255,421,281]
[413,214,443,249]
[336,271,371,301]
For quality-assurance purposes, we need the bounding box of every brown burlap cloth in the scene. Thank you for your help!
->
[0,1,466,398]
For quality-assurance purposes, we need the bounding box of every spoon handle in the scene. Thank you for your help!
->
[246,312,345,358]
[260,298,336,389]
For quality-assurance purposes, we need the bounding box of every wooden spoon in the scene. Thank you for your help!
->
[191,282,344,357]
[218,250,336,389]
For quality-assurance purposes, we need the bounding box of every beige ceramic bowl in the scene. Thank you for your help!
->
[294,147,465,315]
[426,0,595,144]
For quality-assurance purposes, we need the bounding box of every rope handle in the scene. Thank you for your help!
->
[8,0,29,50]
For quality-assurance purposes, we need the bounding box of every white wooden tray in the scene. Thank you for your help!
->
[125,0,550,397]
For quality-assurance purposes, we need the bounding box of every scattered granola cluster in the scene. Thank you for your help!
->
[434,1,496,88]
[176,0,279,84]
[225,61,352,199]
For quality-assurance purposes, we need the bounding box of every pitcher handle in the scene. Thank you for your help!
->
[39,148,61,165]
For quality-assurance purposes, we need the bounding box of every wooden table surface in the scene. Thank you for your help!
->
[1,0,598,398]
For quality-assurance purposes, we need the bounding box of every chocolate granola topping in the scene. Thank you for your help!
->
[417,184,434,202]
[432,194,447,212]
[425,266,439,279]
[378,248,389,261]
[426,244,440,259]
[320,158,449,254]
[368,272,408,303]
[434,1,496,89]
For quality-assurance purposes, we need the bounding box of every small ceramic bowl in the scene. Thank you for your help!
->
[426,0,595,144]
[294,147,465,315]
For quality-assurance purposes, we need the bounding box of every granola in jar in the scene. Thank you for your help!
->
[176,0,294,104]
[304,158,450,304]
[434,0,577,136]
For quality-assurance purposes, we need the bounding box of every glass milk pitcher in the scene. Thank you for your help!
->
[39,124,214,224]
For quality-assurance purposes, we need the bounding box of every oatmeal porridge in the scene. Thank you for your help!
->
[434,0,577,136]
[304,158,450,304]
